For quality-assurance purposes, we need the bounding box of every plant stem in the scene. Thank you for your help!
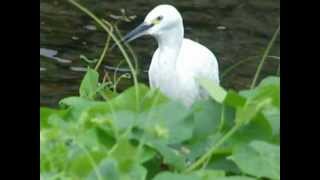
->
[94,32,112,71]
[250,25,280,89]
[221,56,280,80]
[114,25,140,76]
[276,64,280,76]
[218,105,225,132]
[68,0,140,109]
[75,141,104,180]
[184,125,240,173]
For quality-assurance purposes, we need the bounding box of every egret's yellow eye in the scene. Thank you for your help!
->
[152,15,163,24]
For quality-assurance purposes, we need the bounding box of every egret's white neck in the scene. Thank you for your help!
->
[154,24,184,69]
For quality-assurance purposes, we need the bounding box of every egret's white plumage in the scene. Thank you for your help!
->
[123,4,220,106]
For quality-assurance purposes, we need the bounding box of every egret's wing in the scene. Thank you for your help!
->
[180,39,220,99]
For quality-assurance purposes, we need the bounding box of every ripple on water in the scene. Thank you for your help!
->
[40,48,72,64]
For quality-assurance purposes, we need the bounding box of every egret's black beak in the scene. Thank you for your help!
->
[111,23,153,50]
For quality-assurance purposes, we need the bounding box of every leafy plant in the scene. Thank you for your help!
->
[40,1,280,179]
[40,67,279,179]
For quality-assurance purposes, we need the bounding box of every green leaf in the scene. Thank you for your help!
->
[198,78,247,108]
[235,76,279,126]
[86,158,119,180]
[223,90,246,108]
[191,169,225,179]
[153,172,201,180]
[191,100,223,139]
[95,127,116,148]
[262,105,280,136]
[235,97,272,125]
[228,140,280,180]
[227,113,273,149]
[198,78,227,103]
[66,145,106,178]
[212,176,256,180]
[206,154,241,174]
[80,68,99,99]
[151,142,187,171]
[138,101,193,145]
[240,76,280,108]
[185,100,236,162]
[109,138,138,172]
[87,157,147,180]
[40,107,68,129]
[140,88,169,110]
[130,102,193,170]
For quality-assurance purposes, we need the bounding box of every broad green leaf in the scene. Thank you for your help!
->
[82,84,153,115]
[185,100,235,162]
[143,156,163,179]
[190,100,223,139]
[227,113,273,149]
[110,84,150,111]
[185,133,222,162]
[86,138,146,180]
[59,96,104,121]
[86,158,119,180]
[137,101,193,145]
[236,76,280,125]
[150,142,186,171]
[223,90,246,108]
[212,176,256,180]
[40,107,68,129]
[240,76,280,108]
[206,154,241,174]
[191,169,225,179]
[198,78,227,103]
[262,105,280,136]
[95,127,116,148]
[153,172,201,180]
[140,88,169,110]
[198,78,246,108]
[228,140,280,180]
[109,138,138,172]
[66,145,106,178]
[235,98,272,125]
[80,68,99,99]
[121,165,147,180]
[88,110,138,136]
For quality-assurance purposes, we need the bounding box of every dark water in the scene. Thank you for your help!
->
[40,0,280,107]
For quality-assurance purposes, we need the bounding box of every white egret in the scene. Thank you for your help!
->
[121,4,220,107]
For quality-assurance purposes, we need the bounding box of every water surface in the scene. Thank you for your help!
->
[40,0,280,107]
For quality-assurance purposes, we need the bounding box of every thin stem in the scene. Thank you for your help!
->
[113,60,125,92]
[221,55,280,80]
[218,105,225,132]
[75,141,104,180]
[94,31,112,71]
[114,25,140,76]
[250,25,280,89]
[68,0,140,110]
[276,64,280,76]
[184,125,240,173]
[98,91,120,140]
[80,55,98,64]
[113,73,131,92]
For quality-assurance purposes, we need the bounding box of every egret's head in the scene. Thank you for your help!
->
[121,4,183,43]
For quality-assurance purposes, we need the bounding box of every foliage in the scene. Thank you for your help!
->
[40,67,280,180]
[41,1,280,179]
